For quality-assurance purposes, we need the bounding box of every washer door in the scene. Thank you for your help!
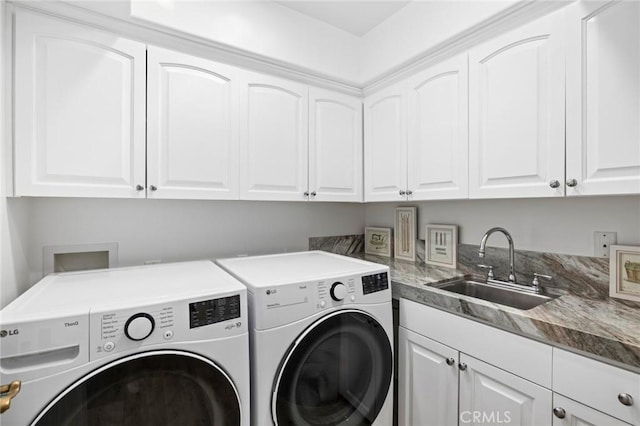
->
[273,310,392,426]
[32,350,241,426]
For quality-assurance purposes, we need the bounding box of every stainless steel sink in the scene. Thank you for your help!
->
[435,279,559,310]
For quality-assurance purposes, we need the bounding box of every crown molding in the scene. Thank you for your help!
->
[7,0,571,99]
[361,1,570,96]
[8,0,364,97]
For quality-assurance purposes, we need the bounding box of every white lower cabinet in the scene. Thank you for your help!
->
[398,298,640,426]
[459,354,552,426]
[398,327,458,426]
[398,324,551,426]
[552,394,632,426]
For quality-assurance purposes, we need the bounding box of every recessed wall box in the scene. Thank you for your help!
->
[43,243,118,276]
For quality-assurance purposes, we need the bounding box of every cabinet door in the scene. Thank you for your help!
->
[407,54,469,200]
[565,0,640,196]
[459,354,552,426]
[308,88,362,202]
[469,11,565,199]
[364,82,407,201]
[397,327,459,426]
[239,72,308,201]
[14,10,146,198]
[552,394,632,426]
[147,46,239,200]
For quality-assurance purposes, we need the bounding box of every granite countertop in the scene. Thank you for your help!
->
[349,251,640,373]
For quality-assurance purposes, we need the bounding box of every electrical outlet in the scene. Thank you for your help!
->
[594,232,617,258]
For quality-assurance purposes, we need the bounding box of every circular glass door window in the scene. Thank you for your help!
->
[273,310,392,426]
[33,351,241,426]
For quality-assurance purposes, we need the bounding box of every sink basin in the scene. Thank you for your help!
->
[435,279,559,310]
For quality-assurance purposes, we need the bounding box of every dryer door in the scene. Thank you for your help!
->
[31,350,241,426]
[273,310,392,426]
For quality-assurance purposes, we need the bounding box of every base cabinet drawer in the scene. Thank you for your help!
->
[552,394,632,426]
[553,348,640,425]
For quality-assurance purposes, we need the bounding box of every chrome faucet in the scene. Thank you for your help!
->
[478,227,517,283]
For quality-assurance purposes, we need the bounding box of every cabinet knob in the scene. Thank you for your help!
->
[552,407,566,419]
[399,190,406,196]
[304,191,310,197]
[445,357,455,366]
[149,185,157,191]
[136,184,144,191]
[618,393,634,406]
[566,178,578,188]
[406,190,413,195]
[458,362,467,371]
[310,191,317,197]
[549,180,560,188]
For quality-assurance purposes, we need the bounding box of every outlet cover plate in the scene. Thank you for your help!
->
[594,232,617,258]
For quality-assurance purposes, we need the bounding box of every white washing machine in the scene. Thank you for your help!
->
[217,251,393,426]
[0,261,250,426]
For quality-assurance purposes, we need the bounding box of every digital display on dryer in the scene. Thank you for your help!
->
[362,272,389,295]
[189,295,240,329]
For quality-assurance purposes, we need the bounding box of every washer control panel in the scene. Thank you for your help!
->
[90,291,246,361]
[189,295,241,329]
[362,272,389,295]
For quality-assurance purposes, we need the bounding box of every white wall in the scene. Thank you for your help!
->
[365,196,640,256]
[129,0,362,85]
[21,198,365,289]
[359,1,519,84]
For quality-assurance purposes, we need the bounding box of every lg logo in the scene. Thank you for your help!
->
[0,329,19,338]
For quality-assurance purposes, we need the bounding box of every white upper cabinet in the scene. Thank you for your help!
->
[364,82,407,202]
[147,46,239,200]
[308,88,362,202]
[239,72,309,201]
[14,10,146,198]
[565,0,640,196]
[407,54,469,200]
[469,11,566,199]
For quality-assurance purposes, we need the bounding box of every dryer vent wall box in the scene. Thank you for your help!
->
[43,243,118,276]
[0,261,251,426]
[216,251,394,426]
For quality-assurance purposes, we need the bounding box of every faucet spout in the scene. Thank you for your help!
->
[478,227,517,283]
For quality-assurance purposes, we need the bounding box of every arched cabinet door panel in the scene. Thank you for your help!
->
[309,88,362,202]
[14,10,146,198]
[239,72,308,201]
[147,46,240,200]
[364,82,407,202]
[407,54,469,201]
[469,10,566,199]
[565,0,640,196]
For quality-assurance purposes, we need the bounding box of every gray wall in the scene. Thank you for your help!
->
[2,198,365,307]
[365,196,640,256]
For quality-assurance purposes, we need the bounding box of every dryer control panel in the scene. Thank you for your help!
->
[89,291,246,361]
[252,265,390,330]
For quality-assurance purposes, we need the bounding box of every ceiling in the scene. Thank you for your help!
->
[274,1,411,36]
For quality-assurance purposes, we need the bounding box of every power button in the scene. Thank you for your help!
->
[103,341,115,352]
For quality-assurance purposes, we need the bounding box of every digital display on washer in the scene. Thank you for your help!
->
[189,294,240,329]
[362,272,389,295]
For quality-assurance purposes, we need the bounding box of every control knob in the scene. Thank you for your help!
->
[330,282,347,301]
[124,313,155,341]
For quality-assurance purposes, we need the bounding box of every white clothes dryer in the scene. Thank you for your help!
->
[217,251,393,426]
[0,261,250,426]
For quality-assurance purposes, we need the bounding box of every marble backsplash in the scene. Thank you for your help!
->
[310,234,611,301]
[308,234,363,255]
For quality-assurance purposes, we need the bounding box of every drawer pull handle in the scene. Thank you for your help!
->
[618,393,634,406]
[552,407,566,419]
[458,362,467,371]
[445,357,455,366]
